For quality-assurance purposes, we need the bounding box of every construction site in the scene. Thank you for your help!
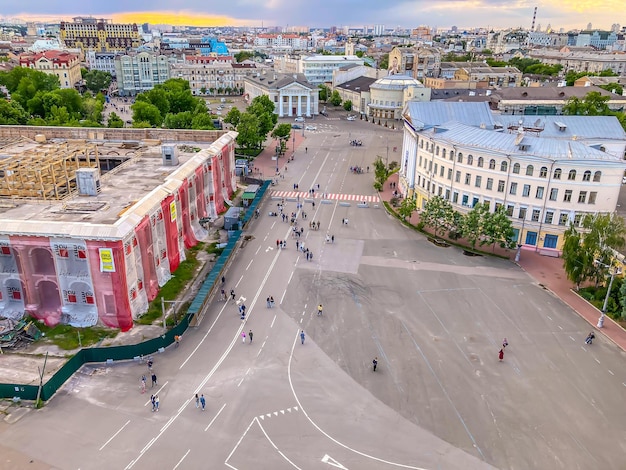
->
[0,126,237,331]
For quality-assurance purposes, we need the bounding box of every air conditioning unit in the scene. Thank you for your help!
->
[76,168,101,196]
[162,145,179,166]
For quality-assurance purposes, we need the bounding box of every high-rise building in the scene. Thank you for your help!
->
[60,17,141,53]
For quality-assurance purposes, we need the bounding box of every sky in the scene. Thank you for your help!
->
[2,0,622,31]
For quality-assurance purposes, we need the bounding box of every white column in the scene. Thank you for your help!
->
[288,95,292,116]
[278,92,283,117]
[306,94,311,117]
[297,95,302,116]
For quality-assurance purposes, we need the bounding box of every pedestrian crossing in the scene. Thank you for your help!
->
[271,191,379,203]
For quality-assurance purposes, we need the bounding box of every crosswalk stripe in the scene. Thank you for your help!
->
[271,191,379,203]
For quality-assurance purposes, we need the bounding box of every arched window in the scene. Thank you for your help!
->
[449,150,454,161]
[526,165,534,176]
[539,166,547,178]
[435,146,440,156]
[489,159,496,170]
[420,140,424,149]
[553,168,562,179]
[442,149,446,159]
[582,170,591,182]
[500,161,508,172]
[477,157,484,168]
[593,171,601,182]
[457,152,463,163]
[467,155,473,165]
[513,163,520,174]
[568,169,576,180]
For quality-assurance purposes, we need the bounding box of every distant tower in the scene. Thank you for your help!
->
[586,22,592,31]
[531,6,537,32]
[345,39,354,56]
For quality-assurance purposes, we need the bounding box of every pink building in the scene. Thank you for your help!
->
[0,132,236,331]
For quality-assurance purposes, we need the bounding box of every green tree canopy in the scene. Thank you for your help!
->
[421,196,454,237]
[107,112,124,128]
[318,84,330,103]
[131,101,162,127]
[82,69,112,94]
[236,113,263,151]
[563,91,611,116]
[224,106,241,127]
[482,205,516,250]
[461,202,490,250]
[343,100,353,111]
[329,90,342,107]
[0,98,28,124]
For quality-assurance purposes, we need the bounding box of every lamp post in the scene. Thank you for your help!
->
[161,297,186,332]
[594,260,621,328]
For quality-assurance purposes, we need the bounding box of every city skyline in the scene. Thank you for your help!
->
[2,0,624,31]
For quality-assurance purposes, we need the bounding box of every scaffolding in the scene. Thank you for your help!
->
[0,142,100,200]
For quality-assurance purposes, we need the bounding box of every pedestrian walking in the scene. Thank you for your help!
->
[175,334,181,347]
[372,357,378,371]
[151,394,156,411]
[266,296,271,308]
[502,337,508,348]
[585,332,595,345]
[242,331,246,343]
[317,304,323,316]
[221,289,226,301]
[141,375,147,394]
[195,393,200,408]
[300,330,305,344]
[154,394,160,411]
[270,296,275,307]
[147,358,153,370]
[498,349,504,361]
[331,235,334,243]
[305,147,308,153]
[200,394,206,411]
[249,330,253,343]
[151,372,157,387]
[276,239,280,249]
[230,289,235,300]
[221,276,226,285]
[317,221,320,230]
[296,240,299,250]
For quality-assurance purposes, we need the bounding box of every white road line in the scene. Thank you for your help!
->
[245,368,251,376]
[172,449,190,470]
[224,417,257,469]
[246,259,253,270]
[281,289,287,304]
[286,329,428,469]
[205,403,226,432]
[235,275,243,288]
[547,315,553,321]
[288,271,294,285]
[144,382,169,406]
[608,370,614,376]
[99,420,131,451]
[569,336,576,341]
[595,358,601,364]
[255,246,261,255]
[237,377,245,387]
[256,417,303,469]
[558,325,563,330]
[271,315,276,328]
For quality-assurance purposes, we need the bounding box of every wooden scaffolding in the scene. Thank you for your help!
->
[0,142,100,200]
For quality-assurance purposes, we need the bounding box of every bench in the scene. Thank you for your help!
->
[539,249,560,258]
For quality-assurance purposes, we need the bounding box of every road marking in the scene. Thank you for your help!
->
[224,417,257,469]
[266,246,273,252]
[287,329,429,469]
[172,449,190,470]
[271,191,379,203]
[99,419,131,451]
[235,275,243,288]
[205,403,226,432]
[608,369,614,376]
[271,315,276,328]
[256,246,261,254]
[246,259,254,270]
[237,377,245,387]
[558,325,563,330]
[256,416,303,469]
[547,315,553,321]
[569,336,576,341]
[322,454,349,469]
[595,358,601,364]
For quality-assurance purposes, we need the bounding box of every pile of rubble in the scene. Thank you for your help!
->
[0,318,42,350]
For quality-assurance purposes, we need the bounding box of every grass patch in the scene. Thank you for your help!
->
[31,319,118,350]
[135,250,201,325]
[206,241,225,256]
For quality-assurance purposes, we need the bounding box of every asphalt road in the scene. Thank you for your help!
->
[1,115,625,470]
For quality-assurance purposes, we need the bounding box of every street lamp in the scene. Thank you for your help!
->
[594,260,621,328]
[161,297,186,332]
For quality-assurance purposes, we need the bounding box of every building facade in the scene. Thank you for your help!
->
[399,102,626,252]
[368,74,431,120]
[115,52,171,96]
[0,130,237,331]
[60,17,142,53]
[300,55,364,85]
[528,49,626,76]
[85,51,117,76]
[244,72,318,117]
[18,50,81,89]
[170,58,257,96]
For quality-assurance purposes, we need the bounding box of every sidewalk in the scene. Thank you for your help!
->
[379,172,626,352]
[250,131,307,181]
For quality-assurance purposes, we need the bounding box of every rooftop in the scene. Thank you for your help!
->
[404,101,496,130]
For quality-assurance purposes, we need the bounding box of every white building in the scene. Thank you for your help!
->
[400,102,626,251]
[244,72,318,117]
[115,52,172,96]
[86,51,117,76]
[300,55,365,85]
[368,74,431,121]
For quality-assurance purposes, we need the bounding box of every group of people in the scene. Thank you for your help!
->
[266,296,275,308]
[349,166,365,174]
[309,221,321,230]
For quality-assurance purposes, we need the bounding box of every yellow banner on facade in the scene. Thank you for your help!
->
[170,201,177,222]
[99,248,116,272]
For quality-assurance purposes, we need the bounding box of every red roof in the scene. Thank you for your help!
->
[19,50,79,66]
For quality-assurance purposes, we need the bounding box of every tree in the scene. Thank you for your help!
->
[318,84,330,103]
[343,100,353,111]
[461,202,489,250]
[482,205,516,250]
[236,112,263,151]
[224,106,241,127]
[191,113,216,130]
[373,156,389,191]
[271,123,291,141]
[329,90,342,107]
[131,101,162,127]
[137,88,170,117]
[248,95,277,139]
[378,53,389,70]
[421,196,454,237]
[0,98,28,124]
[82,69,112,94]
[107,112,124,128]
[562,224,589,289]
[598,83,624,96]
[398,196,417,222]
[164,111,193,129]
[234,51,254,63]
[563,91,611,116]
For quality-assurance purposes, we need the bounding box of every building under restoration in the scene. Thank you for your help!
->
[0,127,237,331]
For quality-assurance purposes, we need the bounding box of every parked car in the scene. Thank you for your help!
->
[294,116,305,122]
[346,115,356,121]
[305,125,317,131]
[291,124,302,129]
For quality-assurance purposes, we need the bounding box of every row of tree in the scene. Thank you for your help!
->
[562,91,626,130]
[222,95,279,152]
[419,196,517,251]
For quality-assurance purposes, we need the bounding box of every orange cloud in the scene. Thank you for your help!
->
[112,10,259,27]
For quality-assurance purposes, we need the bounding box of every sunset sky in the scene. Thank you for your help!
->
[2,0,622,31]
